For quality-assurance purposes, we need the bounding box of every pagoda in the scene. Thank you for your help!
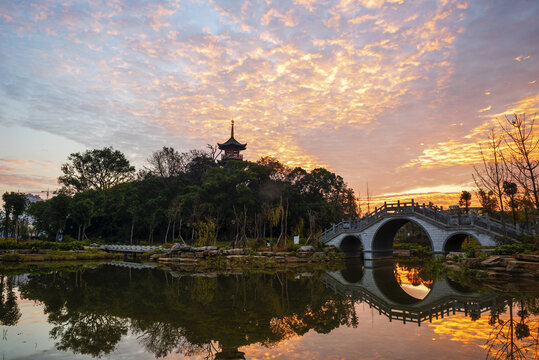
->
[218,120,247,161]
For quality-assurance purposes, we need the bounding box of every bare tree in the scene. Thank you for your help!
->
[146,147,187,183]
[473,129,509,233]
[206,144,221,162]
[500,114,539,211]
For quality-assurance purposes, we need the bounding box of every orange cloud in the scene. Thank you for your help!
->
[402,93,539,170]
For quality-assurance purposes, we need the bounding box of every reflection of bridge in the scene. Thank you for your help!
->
[322,261,501,326]
[100,245,162,258]
[106,261,159,270]
[322,201,526,259]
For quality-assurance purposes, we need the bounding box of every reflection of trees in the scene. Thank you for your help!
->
[18,270,128,357]
[394,262,433,288]
[130,320,214,359]
[17,266,359,358]
[49,312,127,357]
[486,298,539,360]
[0,276,21,326]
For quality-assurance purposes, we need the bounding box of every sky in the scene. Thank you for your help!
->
[0,0,538,206]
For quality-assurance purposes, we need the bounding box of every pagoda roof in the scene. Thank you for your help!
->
[218,137,247,150]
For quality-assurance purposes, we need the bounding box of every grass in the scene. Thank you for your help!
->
[0,239,88,251]
[0,249,123,262]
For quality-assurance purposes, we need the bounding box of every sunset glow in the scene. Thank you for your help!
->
[0,1,537,201]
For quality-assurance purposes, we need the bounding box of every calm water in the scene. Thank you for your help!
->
[0,260,538,360]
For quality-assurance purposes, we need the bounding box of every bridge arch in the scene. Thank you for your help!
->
[371,218,433,258]
[443,232,479,253]
[339,235,363,257]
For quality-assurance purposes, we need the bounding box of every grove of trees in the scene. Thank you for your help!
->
[19,146,358,246]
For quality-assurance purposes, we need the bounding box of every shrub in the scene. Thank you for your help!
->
[517,234,539,245]
[248,238,265,251]
[496,236,517,246]
[393,242,432,256]
[462,237,480,257]
[286,243,301,252]
[0,240,87,251]
[1,253,23,262]
[492,244,535,255]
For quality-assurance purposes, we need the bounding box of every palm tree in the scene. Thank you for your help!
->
[459,191,472,214]
[503,181,518,226]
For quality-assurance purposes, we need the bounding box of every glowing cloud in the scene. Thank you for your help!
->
[0,0,538,198]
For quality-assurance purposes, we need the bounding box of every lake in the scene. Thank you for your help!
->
[1,260,537,359]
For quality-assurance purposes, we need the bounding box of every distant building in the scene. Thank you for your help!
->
[26,193,43,203]
[218,120,247,162]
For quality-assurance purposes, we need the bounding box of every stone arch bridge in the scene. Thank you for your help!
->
[322,201,527,259]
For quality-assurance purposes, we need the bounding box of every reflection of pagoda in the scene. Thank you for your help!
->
[218,120,247,161]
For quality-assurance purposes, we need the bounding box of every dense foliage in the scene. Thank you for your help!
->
[23,147,358,246]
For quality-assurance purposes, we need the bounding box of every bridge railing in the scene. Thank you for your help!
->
[321,200,529,242]
[100,245,163,253]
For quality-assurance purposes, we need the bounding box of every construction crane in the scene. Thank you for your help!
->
[40,189,51,200]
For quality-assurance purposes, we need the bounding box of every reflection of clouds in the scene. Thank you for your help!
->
[0,0,537,195]
[429,314,492,345]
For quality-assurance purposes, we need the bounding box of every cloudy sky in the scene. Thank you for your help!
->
[0,0,537,205]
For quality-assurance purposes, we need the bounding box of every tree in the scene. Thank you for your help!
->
[459,191,472,214]
[503,181,518,226]
[28,193,71,241]
[473,129,509,232]
[2,193,12,238]
[146,147,188,194]
[2,192,28,239]
[70,193,95,241]
[477,189,498,216]
[500,114,539,211]
[0,211,5,238]
[59,147,135,192]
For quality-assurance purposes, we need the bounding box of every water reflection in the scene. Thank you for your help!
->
[0,276,20,326]
[394,263,432,300]
[14,266,358,358]
[485,298,539,360]
[0,261,537,360]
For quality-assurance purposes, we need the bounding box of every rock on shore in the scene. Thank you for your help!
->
[152,245,342,267]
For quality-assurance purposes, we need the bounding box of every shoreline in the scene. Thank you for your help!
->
[153,244,346,270]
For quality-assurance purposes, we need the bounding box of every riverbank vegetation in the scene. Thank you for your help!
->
[0,249,123,262]
[2,146,358,247]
